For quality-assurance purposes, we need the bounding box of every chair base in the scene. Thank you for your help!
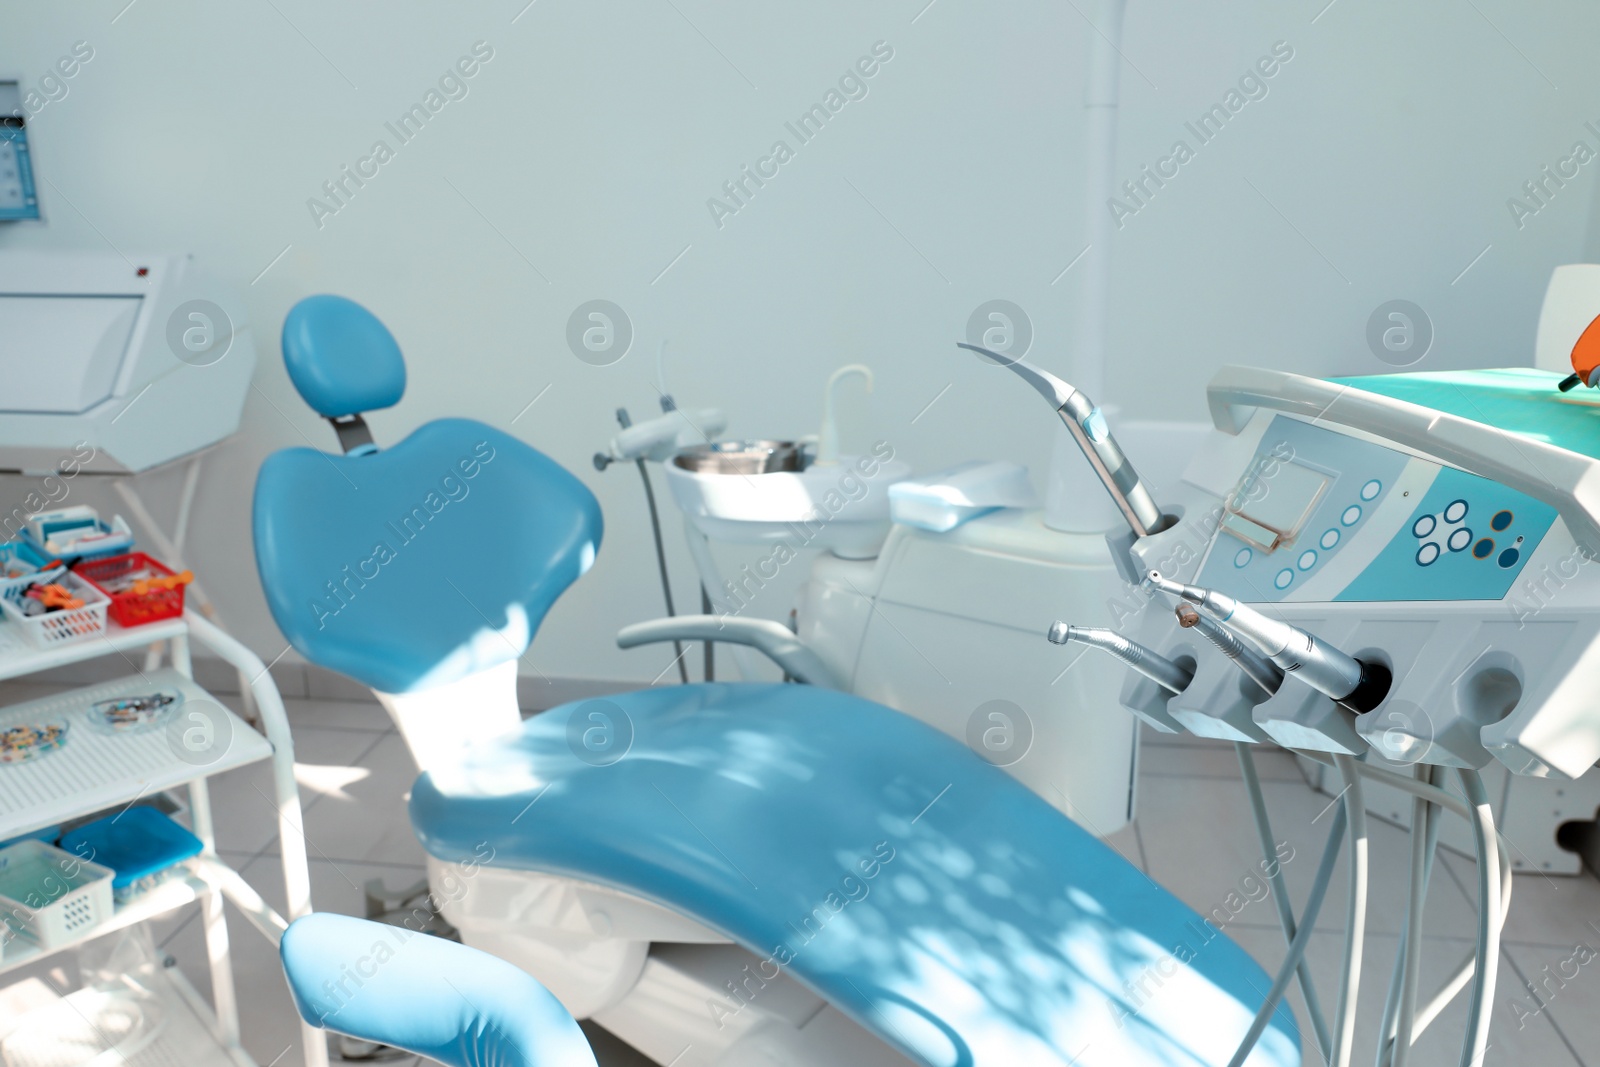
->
[431,858,917,1067]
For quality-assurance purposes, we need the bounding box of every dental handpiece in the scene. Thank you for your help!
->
[1174,603,1282,697]
[1047,621,1193,696]
[959,342,1168,538]
[1145,571,1391,713]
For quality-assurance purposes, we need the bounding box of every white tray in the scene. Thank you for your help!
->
[0,670,272,842]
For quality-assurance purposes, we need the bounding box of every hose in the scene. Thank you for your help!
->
[1226,802,1347,1067]
[1237,743,1332,1059]
[635,458,689,684]
[1458,768,1501,1067]
[1388,765,1439,1067]
[1330,753,1369,1067]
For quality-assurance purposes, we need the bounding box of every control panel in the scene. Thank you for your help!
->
[1196,416,1556,603]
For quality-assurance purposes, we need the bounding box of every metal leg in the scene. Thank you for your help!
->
[189,777,242,1047]
[681,518,765,679]
[115,474,258,722]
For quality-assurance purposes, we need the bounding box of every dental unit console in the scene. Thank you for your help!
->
[1101,365,1600,782]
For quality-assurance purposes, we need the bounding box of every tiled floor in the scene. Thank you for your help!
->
[5,684,1598,1067]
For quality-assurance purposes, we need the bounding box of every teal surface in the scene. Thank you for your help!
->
[253,419,602,694]
[281,913,596,1067]
[280,295,407,418]
[1335,466,1556,603]
[412,684,1302,1067]
[1331,368,1600,460]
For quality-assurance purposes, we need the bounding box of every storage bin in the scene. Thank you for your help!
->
[0,571,109,647]
[0,839,114,952]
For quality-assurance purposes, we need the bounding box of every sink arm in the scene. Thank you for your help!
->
[617,616,840,689]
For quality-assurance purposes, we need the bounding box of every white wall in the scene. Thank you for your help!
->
[3,0,1598,683]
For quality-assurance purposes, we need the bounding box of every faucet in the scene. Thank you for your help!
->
[815,363,873,467]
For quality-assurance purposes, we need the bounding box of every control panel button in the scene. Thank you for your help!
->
[1360,479,1382,501]
[1320,529,1340,549]
[1497,547,1520,568]
[1491,509,1513,532]
[1412,515,1436,538]
[1416,543,1440,566]
[1298,550,1317,570]
[1444,499,1468,523]
[1234,547,1253,568]
[1342,505,1362,526]
[1473,538,1495,559]
[1447,527,1472,552]
[1274,568,1294,589]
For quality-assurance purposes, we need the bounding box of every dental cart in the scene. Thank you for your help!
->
[0,611,325,1067]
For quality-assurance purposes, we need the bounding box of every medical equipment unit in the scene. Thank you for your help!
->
[254,294,1305,1067]
[605,356,1148,836]
[981,316,1600,1065]
[0,250,255,474]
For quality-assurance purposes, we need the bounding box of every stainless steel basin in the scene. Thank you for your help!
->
[672,440,807,476]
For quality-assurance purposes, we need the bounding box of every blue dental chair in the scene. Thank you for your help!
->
[259,295,1301,1067]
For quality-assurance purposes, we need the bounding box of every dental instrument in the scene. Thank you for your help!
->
[253,294,1303,1067]
[1174,603,1281,697]
[1144,570,1391,713]
[958,342,1167,537]
[1047,621,1194,694]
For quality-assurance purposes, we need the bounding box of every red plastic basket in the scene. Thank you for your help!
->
[75,552,188,627]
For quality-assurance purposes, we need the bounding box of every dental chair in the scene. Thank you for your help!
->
[255,295,1302,1066]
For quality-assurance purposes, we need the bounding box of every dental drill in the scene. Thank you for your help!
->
[1145,570,1391,713]
[959,343,1169,538]
[1173,603,1282,698]
[1046,622,1193,695]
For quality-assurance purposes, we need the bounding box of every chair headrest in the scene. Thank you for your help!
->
[281,295,406,418]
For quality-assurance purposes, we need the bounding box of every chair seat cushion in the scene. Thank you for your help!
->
[410,683,1301,1067]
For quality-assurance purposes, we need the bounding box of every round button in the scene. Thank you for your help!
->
[1416,543,1440,566]
[1473,538,1495,559]
[1361,479,1382,501]
[1491,509,1513,532]
[1342,505,1362,526]
[1444,499,1469,523]
[1412,515,1436,538]
[1320,529,1340,550]
[1298,550,1317,571]
[1447,527,1472,552]
[1274,569,1294,590]
[1234,548,1253,568]
[1497,547,1520,569]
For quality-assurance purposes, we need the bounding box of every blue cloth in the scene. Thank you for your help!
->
[280,295,407,418]
[412,684,1302,1067]
[253,418,601,694]
[280,913,597,1067]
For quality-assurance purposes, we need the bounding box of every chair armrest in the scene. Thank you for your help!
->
[617,615,841,689]
[280,914,596,1067]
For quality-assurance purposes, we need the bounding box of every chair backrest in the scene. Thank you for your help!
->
[253,296,603,696]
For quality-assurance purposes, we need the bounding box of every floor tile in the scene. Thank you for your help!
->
[1135,773,1481,939]
[293,731,429,867]
[1225,924,1584,1066]
[1501,941,1599,1065]
[1139,735,1307,782]
[1438,849,1600,951]
[282,695,395,733]
[197,724,387,857]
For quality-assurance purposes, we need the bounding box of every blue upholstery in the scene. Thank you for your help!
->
[254,418,602,693]
[281,913,597,1067]
[413,684,1302,1067]
[281,295,407,418]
